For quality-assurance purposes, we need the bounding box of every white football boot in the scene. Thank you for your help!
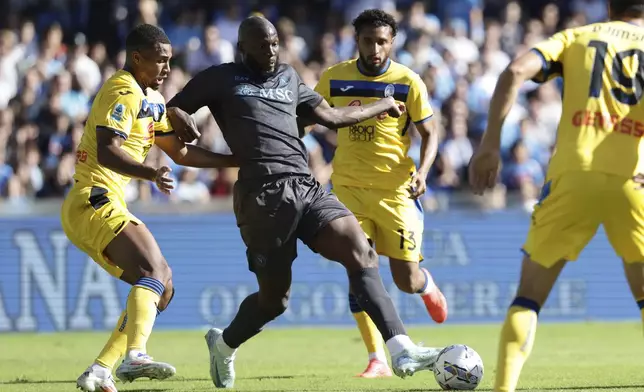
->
[115,352,176,383]
[391,345,443,378]
[76,365,118,392]
[205,328,236,388]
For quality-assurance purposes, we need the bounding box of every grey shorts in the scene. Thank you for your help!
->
[233,175,353,273]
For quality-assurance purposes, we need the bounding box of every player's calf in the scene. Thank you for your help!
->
[258,290,290,320]
[311,216,442,376]
[494,255,565,392]
[389,259,428,293]
[389,260,448,323]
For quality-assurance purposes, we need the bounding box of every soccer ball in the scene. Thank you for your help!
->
[433,344,484,390]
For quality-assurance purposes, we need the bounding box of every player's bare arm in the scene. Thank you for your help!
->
[306,96,405,130]
[96,129,173,194]
[469,50,544,195]
[155,134,238,168]
[410,119,439,199]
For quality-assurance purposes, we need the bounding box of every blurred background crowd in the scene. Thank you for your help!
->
[0,0,608,211]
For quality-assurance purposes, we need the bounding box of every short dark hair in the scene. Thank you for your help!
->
[610,0,644,17]
[125,24,170,53]
[352,9,398,37]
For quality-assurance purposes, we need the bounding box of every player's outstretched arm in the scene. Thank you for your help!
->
[155,134,238,169]
[469,50,544,195]
[305,96,404,130]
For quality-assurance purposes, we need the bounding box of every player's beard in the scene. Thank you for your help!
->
[358,52,387,74]
[244,53,279,77]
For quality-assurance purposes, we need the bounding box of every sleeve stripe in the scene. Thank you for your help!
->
[154,131,176,137]
[97,125,128,140]
[414,114,433,125]
[530,48,563,83]
[531,48,548,74]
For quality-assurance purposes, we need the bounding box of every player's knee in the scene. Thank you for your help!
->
[157,279,175,312]
[353,245,379,269]
[138,255,171,283]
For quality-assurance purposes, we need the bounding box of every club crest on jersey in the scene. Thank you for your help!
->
[235,84,254,96]
[111,103,125,121]
[384,84,395,98]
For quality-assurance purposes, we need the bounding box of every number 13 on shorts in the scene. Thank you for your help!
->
[397,229,417,251]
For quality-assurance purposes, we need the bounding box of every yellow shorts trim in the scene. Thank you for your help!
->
[523,171,644,266]
[333,185,424,262]
[61,184,142,278]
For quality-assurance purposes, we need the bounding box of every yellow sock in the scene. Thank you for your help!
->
[494,304,539,392]
[352,311,386,358]
[126,277,164,355]
[95,310,128,369]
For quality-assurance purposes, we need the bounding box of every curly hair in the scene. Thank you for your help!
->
[125,24,170,54]
[352,9,398,37]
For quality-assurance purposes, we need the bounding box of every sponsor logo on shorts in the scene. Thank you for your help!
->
[348,125,375,141]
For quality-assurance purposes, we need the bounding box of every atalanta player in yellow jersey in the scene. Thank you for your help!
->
[470,1,644,391]
[313,9,446,378]
[62,24,237,392]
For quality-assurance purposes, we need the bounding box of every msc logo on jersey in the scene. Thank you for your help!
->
[349,125,375,141]
[111,103,125,122]
[235,84,294,103]
[384,84,395,98]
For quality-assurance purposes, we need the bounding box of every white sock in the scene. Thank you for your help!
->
[126,350,145,361]
[385,334,415,357]
[420,268,436,295]
[90,362,111,374]
[216,334,237,357]
[368,350,388,363]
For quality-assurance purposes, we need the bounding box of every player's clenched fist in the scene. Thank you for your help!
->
[384,96,406,118]
[167,106,201,143]
[154,166,174,194]
[468,145,501,195]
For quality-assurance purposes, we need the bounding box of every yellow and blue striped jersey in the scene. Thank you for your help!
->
[315,59,433,190]
[73,69,173,201]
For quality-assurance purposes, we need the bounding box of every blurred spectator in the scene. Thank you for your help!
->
[175,167,210,204]
[502,139,544,211]
[0,0,582,210]
[185,25,234,75]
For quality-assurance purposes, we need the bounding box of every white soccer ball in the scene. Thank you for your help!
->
[433,344,484,390]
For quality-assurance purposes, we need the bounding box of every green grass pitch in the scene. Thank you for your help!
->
[1,323,643,391]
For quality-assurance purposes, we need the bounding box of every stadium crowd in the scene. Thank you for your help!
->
[0,0,608,210]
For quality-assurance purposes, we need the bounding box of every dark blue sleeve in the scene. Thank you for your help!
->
[167,66,220,115]
[294,68,323,116]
